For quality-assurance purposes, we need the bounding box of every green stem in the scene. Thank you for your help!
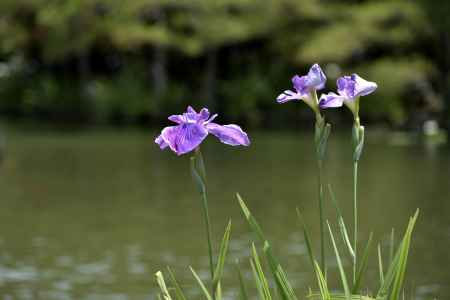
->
[317,158,326,272]
[352,159,358,285]
[314,112,328,273]
[200,188,215,281]
[352,117,361,285]
[192,148,215,297]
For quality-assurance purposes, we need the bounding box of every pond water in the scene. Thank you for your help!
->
[0,125,448,300]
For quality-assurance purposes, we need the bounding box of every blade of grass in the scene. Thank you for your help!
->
[166,267,187,300]
[327,221,351,300]
[190,266,213,300]
[237,193,266,242]
[235,261,249,300]
[215,282,222,300]
[388,210,419,300]
[213,220,232,293]
[352,232,373,294]
[376,210,419,299]
[328,184,355,259]
[313,260,330,300]
[378,244,384,286]
[238,193,297,300]
[296,208,316,270]
[250,244,272,300]
[389,228,395,265]
[155,271,173,300]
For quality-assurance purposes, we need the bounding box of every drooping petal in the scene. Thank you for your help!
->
[305,63,326,90]
[276,90,302,103]
[352,74,378,97]
[319,92,345,109]
[205,123,250,146]
[160,124,208,155]
[155,134,169,149]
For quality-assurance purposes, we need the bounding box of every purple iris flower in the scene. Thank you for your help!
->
[155,106,250,155]
[319,74,377,109]
[276,64,326,104]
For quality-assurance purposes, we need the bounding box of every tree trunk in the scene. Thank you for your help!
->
[202,49,218,111]
[152,45,168,100]
[151,7,168,103]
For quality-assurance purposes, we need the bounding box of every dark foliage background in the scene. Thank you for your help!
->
[0,0,449,129]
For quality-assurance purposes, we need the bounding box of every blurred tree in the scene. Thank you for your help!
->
[0,0,447,128]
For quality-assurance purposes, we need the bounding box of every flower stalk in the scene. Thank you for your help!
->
[351,114,365,285]
[190,148,215,291]
[313,92,331,273]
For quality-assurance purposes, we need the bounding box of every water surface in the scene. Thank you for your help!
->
[0,126,448,299]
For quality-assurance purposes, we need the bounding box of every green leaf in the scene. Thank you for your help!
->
[378,244,384,286]
[215,281,222,300]
[313,260,330,300]
[235,261,249,300]
[238,194,296,300]
[296,208,316,270]
[155,271,173,300]
[237,193,266,242]
[352,232,373,294]
[190,266,213,300]
[327,185,355,259]
[250,244,272,300]
[389,228,395,265]
[190,156,206,194]
[194,148,207,182]
[213,220,232,293]
[388,210,419,300]
[376,210,419,299]
[352,125,365,162]
[166,267,187,300]
[327,221,351,299]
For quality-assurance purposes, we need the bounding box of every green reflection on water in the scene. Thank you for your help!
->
[0,126,448,299]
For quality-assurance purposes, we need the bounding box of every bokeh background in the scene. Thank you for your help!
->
[0,0,449,128]
[0,1,449,300]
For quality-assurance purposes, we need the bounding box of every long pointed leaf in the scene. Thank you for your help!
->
[313,260,330,300]
[327,221,350,299]
[166,267,187,300]
[190,266,213,300]
[251,244,272,300]
[376,210,419,299]
[296,208,316,270]
[352,232,373,294]
[388,210,419,300]
[213,220,232,292]
[237,193,266,242]
[389,228,395,265]
[235,261,249,300]
[378,244,384,286]
[328,185,355,259]
[238,194,297,300]
[155,271,173,300]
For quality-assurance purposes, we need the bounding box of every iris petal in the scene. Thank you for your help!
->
[277,90,302,103]
[352,74,378,97]
[206,123,250,146]
[305,63,326,90]
[319,92,345,108]
[155,134,169,149]
[161,124,208,155]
